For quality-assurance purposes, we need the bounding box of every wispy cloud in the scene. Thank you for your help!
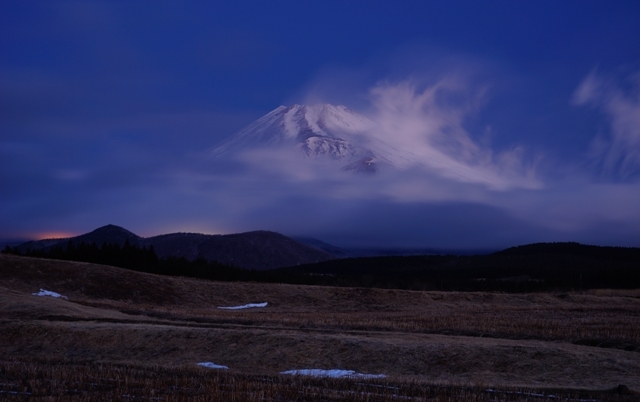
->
[573,69,640,178]
[227,75,542,193]
[368,79,541,189]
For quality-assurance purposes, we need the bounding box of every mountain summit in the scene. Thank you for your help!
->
[212,104,413,173]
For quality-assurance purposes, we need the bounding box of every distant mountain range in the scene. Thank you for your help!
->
[11,226,640,291]
[11,225,495,271]
[15,225,336,270]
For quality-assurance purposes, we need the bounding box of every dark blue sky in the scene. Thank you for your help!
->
[2,1,640,248]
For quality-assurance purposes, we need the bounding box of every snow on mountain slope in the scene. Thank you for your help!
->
[211,104,414,172]
[209,103,539,189]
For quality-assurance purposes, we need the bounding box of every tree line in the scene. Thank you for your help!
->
[4,241,640,292]
[2,241,266,282]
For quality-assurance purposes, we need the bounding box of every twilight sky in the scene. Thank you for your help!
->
[2,1,640,249]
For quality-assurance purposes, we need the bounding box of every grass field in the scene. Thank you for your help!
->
[1,254,639,400]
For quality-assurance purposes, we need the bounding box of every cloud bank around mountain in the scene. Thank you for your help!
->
[193,64,640,248]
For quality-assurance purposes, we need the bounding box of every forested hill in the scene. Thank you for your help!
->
[495,242,640,260]
[277,242,640,292]
[13,224,335,270]
[4,241,639,292]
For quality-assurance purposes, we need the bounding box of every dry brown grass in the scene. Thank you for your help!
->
[0,359,636,401]
[2,319,640,390]
[587,289,640,298]
[2,254,639,346]
[1,254,640,395]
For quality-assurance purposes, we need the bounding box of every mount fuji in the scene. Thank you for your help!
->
[212,104,416,173]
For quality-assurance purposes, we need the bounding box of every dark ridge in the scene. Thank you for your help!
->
[5,236,640,292]
[291,237,350,258]
[142,230,335,270]
[495,242,640,260]
[277,243,640,292]
[141,232,211,261]
[193,230,334,270]
[14,225,336,270]
[0,239,29,249]
[12,238,64,252]
[15,224,141,253]
[71,224,142,247]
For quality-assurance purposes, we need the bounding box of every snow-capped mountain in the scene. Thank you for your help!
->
[212,104,413,173]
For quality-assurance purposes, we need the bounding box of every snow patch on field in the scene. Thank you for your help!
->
[217,302,267,310]
[280,369,386,379]
[197,362,228,369]
[32,289,67,299]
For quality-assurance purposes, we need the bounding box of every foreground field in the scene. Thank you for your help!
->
[1,254,639,400]
[1,360,637,401]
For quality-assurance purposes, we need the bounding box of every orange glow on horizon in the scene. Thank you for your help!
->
[16,225,231,241]
[32,231,77,240]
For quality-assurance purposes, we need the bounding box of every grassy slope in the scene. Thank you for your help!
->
[1,254,640,396]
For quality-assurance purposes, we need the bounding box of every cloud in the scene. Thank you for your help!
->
[368,79,541,189]
[228,73,542,193]
[573,69,640,178]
